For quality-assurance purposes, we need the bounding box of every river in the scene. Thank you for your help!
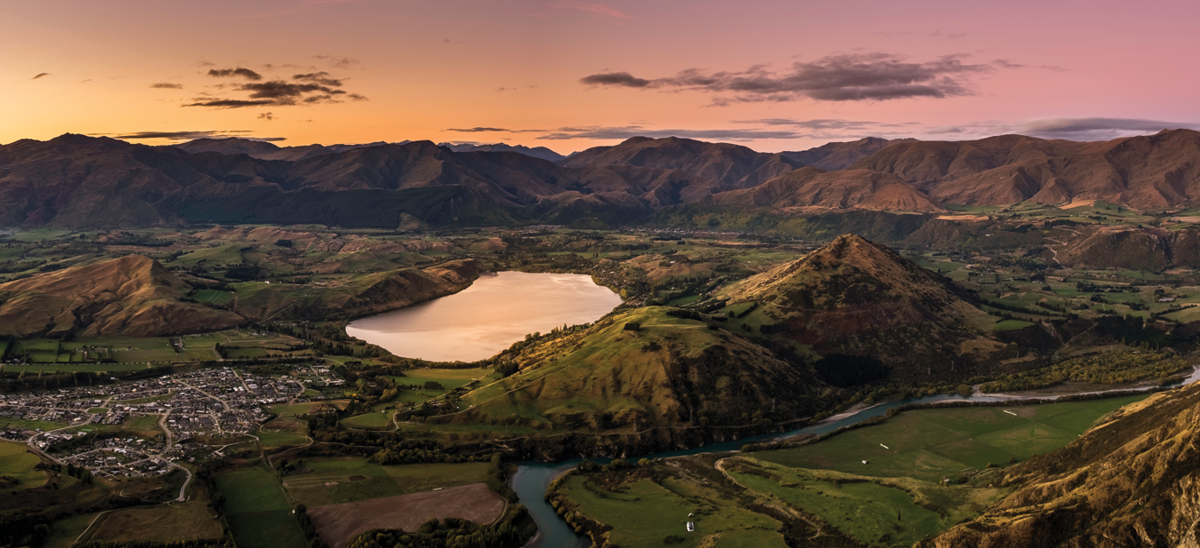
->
[346,271,623,362]
[516,367,1200,548]
[345,272,1200,547]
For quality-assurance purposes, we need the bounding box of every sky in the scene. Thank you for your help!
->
[3,0,1200,153]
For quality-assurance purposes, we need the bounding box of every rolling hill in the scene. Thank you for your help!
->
[720,234,999,381]
[0,255,243,337]
[0,255,478,338]
[449,307,828,435]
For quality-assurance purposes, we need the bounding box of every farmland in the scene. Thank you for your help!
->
[554,395,1153,548]
[282,458,492,508]
[82,501,223,544]
[752,396,1147,482]
[554,466,789,548]
[308,483,505,548]
[0,440,47,491]
[215,467,307,548]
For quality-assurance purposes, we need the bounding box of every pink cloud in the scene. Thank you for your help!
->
[546,2,631,19]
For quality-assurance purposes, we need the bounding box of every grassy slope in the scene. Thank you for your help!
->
[0,440,47,491]
[455,306,823,431]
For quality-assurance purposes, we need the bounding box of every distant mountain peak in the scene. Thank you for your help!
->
[781,137,911,171]
[436,142,565,163]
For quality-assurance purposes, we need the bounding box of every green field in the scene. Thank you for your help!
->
[8,332,302,365]
[559,473,788,548]
[0,418,67,431]
[993,319,1035,331]
[122,415,163,433]
[0,440,47,491]
[193,289,234,305]
[282,458,491,508]
[45,512,101,548]
[397,368,496,390]
[754,396,1146,482]
[340,411,392,429]
[257,430,309,448]
[725,460,1004,547]
[215,467,307,548]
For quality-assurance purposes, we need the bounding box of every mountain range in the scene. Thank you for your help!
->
[6,131,1200,229]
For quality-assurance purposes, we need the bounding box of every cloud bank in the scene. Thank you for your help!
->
[581,53,1001,103]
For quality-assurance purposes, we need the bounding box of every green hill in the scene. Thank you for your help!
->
[449,307,827,433]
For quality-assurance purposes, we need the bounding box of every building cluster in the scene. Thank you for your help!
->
[0,364,341,479]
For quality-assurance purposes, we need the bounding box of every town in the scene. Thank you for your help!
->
[0,364,342,480]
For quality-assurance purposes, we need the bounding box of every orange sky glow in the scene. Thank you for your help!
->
[3,0,1200,153]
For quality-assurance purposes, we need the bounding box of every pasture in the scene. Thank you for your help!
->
[0,440,47,491]
[308,483,504,548]
[397,368,496,390]
[558,473,788,548]
[725,459,1005,547]
[215,467,307,548]
[754,396,1146,482]
[340,411,392,430]
[282,458,491,508]
[85,501,222,544]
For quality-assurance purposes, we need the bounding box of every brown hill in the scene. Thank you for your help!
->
[561,136,803,192]
[447,307,828,441]
[231,259,478,322]
[780,137,910,171]
[927,381,1200,547]
[721,234,998,381]
[709,168,945,212]
[0,255,243,337]
[852,129,1200,209]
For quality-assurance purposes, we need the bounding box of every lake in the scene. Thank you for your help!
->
[345,271,623,362]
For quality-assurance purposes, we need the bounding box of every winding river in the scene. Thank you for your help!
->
[515,367,1200,548]
[345,271,1200,548]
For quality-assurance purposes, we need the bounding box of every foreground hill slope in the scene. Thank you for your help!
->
[722,234,998,381]
[0,255,243,337]
[452,307,827,434]
[927,381,1200,547]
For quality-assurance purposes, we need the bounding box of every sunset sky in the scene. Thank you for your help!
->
[4,0,1200,153]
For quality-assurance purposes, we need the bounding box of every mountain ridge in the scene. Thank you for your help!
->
[9,131,1200,229]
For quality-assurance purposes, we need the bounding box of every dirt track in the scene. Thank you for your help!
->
[308,482,505,548]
